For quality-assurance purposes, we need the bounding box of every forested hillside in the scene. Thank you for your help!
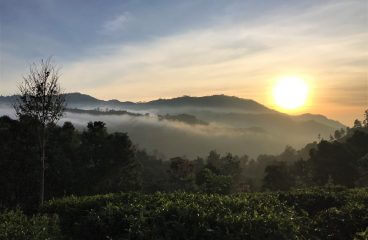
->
[1,111,367,213]
[0,93,347,158]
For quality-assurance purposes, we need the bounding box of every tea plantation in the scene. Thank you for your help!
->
[1,187,368,240]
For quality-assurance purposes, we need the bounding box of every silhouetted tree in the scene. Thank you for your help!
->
[137,150,169,193]
[291,159,312,187]
[278,146,298,162]
[206,150,221,174]
[354,119,362,128]
[196,168,232,194]
[309,140,359,187]
[168,157,195,191]
[0,118,143,210]
[363,109,368,128]
[0,116,40,211]
[13,58,65,206]
[334,129,342,140]
[263,162,295,191]
[78,121,140,194]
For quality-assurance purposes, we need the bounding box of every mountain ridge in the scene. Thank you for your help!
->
[0,92,348,158]
[0,92,346,129]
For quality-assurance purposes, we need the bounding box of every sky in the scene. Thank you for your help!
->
[0,0,367,125]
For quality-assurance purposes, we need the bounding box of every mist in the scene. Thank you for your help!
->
[0,98,340,159]
[0,106,15,118]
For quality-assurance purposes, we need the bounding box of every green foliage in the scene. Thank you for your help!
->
[313,202,367,240]
[262,129,368,190]
[40,188,368,240]
[197,168,232,194]
[276,187,368,239]
[0,209,61,240]
[0,116,41,212]
[0,117,140,211]
[263,162,295,191]
[354,227,368,240]
[137,150,170,193]
[1,109,367,239]
[42,192,303,240]
[168,157,196,191]
[310,140,359,187]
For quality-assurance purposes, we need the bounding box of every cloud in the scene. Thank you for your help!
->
[323,83,368,106]
[1,0,366,125]
[62,1,366,95]
[57,111,285,158]
[102,12,130,33]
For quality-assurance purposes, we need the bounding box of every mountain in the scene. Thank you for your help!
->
[64,92,101,105]
[293,113,345,130]
[144,95,270,112]
[0,92,346,158]
[60,92,271,113]
[1,92,345,129]
[0,95,17,105]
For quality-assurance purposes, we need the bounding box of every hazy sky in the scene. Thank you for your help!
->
[0,0,367,125]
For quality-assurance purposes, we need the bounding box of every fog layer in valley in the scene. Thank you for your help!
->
[0,100,343,159]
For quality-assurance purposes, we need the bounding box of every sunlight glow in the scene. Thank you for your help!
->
[273,77,309,110]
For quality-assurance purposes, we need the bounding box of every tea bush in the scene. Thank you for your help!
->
[0,187,361,240]
[276,187,368,239]
[0,209,61,240]
[43,192,304,240]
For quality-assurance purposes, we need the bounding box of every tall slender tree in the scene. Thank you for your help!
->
[363,109,368,128]
[14,58,65,206]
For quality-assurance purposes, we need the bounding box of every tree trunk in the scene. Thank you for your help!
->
[40,126,46,207]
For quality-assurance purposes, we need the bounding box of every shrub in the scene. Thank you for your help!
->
[277,187,368,239]
[0,209,61,240]
[276,186,348,215]
[312,202,368,240]
[43,192,303,240]
[39,188,368,240]
[354,227,368,240]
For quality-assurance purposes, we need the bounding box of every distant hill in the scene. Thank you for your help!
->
[0,92,345,130]
[0,92,347,158]
[144,95,270,112]
[293,113,345,130]
[0,95,17,105]
[60,92,271,113]
[0,92,346,128]
[64,92,101,105]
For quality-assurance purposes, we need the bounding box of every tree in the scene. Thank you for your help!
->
[196,168,232,194]
[334,130,342,140]
[354,119,362,128]
[14,58,65,206]
[262,162,295,191]
[309,140,359,187]
[0,116,40,211]
[168,157,196,191]
[278,145,298,162]
[206,150,221,174]
[363,109,368,128]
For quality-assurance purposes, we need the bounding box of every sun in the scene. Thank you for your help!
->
[273,76,309,110]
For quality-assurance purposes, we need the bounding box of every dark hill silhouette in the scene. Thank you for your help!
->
[0,92,345,130]
[61,93,271,113]
[0,92,346,158]
[293,113,345,130]
[0,95,17,105]
[64,92,101,104]
[145,95,270,112]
